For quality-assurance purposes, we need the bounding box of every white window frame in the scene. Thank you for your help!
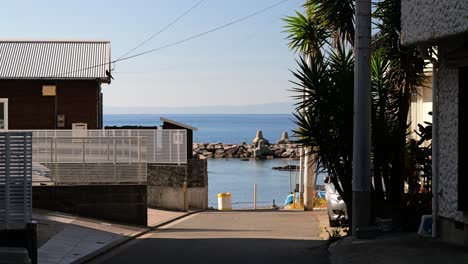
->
[0,98,8,130]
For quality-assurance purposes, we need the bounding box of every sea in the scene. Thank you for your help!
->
[104,114,325,208]
[104,114,297,143]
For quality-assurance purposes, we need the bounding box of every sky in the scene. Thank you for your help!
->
[1,0,304,112]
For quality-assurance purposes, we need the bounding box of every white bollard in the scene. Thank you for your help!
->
[254,183,257,210]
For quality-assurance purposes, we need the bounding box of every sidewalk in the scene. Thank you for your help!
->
[329,232,468,264]
[34,208,193,264]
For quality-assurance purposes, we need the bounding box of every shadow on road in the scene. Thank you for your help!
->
[92,237,329,264]
[155,228,272,233]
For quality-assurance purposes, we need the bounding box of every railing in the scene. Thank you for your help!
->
[27,129,187,164]
[31,136,147,185]
[8,129,187,185]
[0,132,32,229]
[32,136,145,164]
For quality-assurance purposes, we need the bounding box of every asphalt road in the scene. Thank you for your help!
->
[89,210,330,264]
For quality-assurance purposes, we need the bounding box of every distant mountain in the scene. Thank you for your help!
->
[104,102,294,114]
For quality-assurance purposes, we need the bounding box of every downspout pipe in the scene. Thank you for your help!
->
[418,46,439,238]
[431,59,439,239]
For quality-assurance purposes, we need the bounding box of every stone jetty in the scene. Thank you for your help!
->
[193,130,299,159]
[193,142,299,159]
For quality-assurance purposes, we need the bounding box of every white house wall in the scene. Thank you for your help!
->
[401,0,468,45]
[437,40,468,224]
[410,77,433,141]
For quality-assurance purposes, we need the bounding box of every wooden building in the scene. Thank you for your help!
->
[161,117,198,159]
[0,40,111,130]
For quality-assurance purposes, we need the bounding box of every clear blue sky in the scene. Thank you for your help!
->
[1,0,303,109]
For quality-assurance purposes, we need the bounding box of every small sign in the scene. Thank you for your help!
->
[42,85,56,96]
[173,133,183,145]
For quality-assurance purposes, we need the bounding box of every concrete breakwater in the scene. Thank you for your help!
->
[193,142,300,159]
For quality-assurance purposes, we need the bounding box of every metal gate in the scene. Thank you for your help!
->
[0,132,32,229]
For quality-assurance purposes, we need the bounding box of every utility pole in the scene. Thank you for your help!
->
[352,0,372,236]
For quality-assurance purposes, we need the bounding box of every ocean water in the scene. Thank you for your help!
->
[208,159,326,209]
[103,114,320,209]
[104,114,297,144]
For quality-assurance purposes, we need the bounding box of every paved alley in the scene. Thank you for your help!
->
[89,210,330,264]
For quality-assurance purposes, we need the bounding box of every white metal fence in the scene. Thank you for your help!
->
[0,132,32,229]
[32,136,146,164]
[31,136,147,184]
[10,129,187,185]
[28,129,187,164]
[44,162,147,185]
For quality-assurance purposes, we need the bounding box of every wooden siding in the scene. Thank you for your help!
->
[0,80,101,129]
[162,122,194,159]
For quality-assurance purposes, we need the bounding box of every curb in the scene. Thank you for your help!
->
[72,209,205,264]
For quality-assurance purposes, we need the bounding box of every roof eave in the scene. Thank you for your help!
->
[0,77,111,83]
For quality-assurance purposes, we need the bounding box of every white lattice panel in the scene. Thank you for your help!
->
[0,132,32,229]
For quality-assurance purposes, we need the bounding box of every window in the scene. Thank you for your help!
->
[0,98,8,130]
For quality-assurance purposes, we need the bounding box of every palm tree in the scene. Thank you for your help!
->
[284,0,427,230]
[283,11,329,57]
[305,0,355,47]
[291,48,354,219]
[373,0,426,219]
[284,2,356,218]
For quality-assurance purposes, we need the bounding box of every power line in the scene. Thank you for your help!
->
[116,0,205,61]
[115,0,291,63]
[48,0,291,78]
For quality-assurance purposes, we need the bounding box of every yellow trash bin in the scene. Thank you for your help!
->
[217,192,232,210]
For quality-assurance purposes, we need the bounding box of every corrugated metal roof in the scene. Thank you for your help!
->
[0,40,111,82]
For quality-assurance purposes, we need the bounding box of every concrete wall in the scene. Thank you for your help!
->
[33,185,147,226]
[438,217,468,245]
[147,159,208,211]
[437,40,468,225]
[435,39,468,245]
[401,0,468,45]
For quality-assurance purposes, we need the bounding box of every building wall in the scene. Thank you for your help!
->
[401,0,468,45]
[0,80,101,129]
[410,74,433,141]
[437,40,468,225]
[147,159,208,210]
[162,122,194,159]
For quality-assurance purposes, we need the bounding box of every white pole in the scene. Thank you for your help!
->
[254,183,257,210]
[299,148,304,195]
[431,58,439,238]
[289,158,292,193]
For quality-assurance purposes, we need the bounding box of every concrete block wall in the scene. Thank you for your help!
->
[33,185,147,226]
[147,159,208,210]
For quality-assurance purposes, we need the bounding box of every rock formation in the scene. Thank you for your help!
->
[276,131,291,144]
[253,139,272,158]
[252,130,269,145]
